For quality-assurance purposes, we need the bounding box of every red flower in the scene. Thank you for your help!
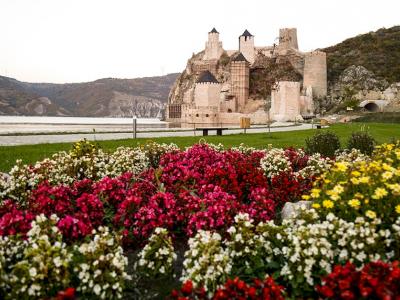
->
[0,200,34,237]
[55,287,76,300]
[181,280,194,295]
[317,261,400,300]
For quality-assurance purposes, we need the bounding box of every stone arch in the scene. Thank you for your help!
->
[364,102,380,112]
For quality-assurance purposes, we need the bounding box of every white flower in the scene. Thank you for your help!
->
[53,256,62,267]
[29,267,37,277]
[93,284,101,295]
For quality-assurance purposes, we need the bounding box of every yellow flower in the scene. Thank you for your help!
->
[387,183,400,195]
[365,199,369,204]
[365,210,376,219]
[354,192,364,199]
[310,189,321,198]
[359,176,370,184]
[372,187,388,200]
[351,171,361,177]
[324,179,331,184]
[396,205,400,214]
[329,194,341,201]
[322,200,334,209]
[382,171,393,181]
[302,195,311,200]
[348,199,361,208]
[382,163,394,172]
[395,150,400,160]
[369,161,381,171]
[312,203,321,209]
[335,162,348,172]
[350,177,360,185]
[332,185,344,194]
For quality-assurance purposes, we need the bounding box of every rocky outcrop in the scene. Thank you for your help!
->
[336,65,389,92]
[324,65,400,112]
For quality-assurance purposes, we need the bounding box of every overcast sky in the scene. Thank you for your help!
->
[0,0,398,83]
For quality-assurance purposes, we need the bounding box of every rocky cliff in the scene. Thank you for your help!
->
[0,74,179,118]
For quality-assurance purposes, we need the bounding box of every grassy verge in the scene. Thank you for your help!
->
[354,112,400,123]
[0,122,399,173]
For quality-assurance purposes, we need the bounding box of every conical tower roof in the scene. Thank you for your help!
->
[240,29,253,37]
[209,27,219,34]
[196,71,219,83]
[232,52,248,62]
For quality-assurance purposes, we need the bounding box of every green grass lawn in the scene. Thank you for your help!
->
[0,122,399,173]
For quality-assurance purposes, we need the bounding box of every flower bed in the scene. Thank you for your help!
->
[0,139,399,299]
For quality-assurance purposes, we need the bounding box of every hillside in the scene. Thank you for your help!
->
[0,74,179,117]
[323,26,400,85]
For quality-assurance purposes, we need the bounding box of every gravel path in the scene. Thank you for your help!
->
[0,124,313,146]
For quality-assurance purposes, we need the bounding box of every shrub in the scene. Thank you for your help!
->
[305,131,341,157]
[347,131,376,155]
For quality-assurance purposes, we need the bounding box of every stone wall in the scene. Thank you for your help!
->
[256,46,275,57]
[220,98,237,113]
[303,51,327,98]
[182,106,219,124]
[190,61,218,76]
[218,110,269,124]
[194,82,221,107]
[271,81,302,121]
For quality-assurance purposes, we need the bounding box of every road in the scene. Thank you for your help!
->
[0,123,313,146]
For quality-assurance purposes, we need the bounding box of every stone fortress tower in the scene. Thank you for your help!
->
[204,28,224,60]
[167,27,328,124]
[303,51,327,98]
[230,53,250,111]
[239,30,255,64]
[279,28,299,51]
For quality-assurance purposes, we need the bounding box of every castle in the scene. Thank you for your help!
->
[167,28,327,124]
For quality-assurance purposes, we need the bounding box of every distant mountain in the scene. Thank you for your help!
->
[0,74,179,118]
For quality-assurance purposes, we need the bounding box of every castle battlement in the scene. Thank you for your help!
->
[304,51,326,57]
[196,82,219,85]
